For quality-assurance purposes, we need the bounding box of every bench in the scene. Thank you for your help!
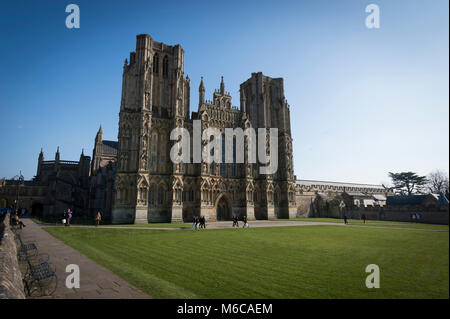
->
[15,234,38,260]
[23,261,57,297]
[15,234,57,297]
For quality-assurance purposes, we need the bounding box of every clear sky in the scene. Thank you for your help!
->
[0,0,448,184]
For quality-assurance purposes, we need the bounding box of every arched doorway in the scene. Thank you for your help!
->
[31,202,44,218]
[216,194,232,221]
[183,207,194,222]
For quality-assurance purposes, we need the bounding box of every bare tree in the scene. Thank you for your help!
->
[427,170,449,195]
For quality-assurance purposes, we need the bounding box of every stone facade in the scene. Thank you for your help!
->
[89,126,118,221]
[0,214,26,299]
[111,34,296,224]
[295,180,392,218]
[0,148,90,219]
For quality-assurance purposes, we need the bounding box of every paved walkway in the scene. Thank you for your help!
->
[40,220,448,232]
[42,220,346,231]
[20,218,151,299]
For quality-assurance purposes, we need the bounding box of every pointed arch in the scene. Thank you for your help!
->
[153,53,159,74]
[162,55,169,77]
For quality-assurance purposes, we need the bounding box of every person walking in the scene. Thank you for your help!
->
[232,215,239,228]
[344,214,348,224]
[200,216,206,229]
[361,213,366,224]
[192,216,197,230]
[242,215,248,228]
[67,208,72,226]
[62,210,68,226]
[95,211,102,227]
[415,213,421,223]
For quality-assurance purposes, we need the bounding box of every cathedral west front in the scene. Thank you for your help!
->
[111,34,297,224]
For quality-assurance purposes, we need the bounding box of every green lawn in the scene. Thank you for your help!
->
[278,217,449,230]
[44,225,449,299]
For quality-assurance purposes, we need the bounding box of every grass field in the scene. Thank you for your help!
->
[44,225,449,299]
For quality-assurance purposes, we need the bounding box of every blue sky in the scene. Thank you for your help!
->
[0,0,448,184]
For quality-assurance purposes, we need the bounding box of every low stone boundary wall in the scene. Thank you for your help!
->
[345,209,449,225]
[0,214,26,299]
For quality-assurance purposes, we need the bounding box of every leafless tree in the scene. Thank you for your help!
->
[427,170,449,195]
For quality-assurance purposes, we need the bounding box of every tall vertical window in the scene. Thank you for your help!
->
[163,55,169,77]
[210,135,215,175]
[149,188,154,205]
[231,138,236,177]
[153,53,159,74]
[151,132,157,170]
[160,132,166,163]
[220,134,226,177]
[157,187,163,205]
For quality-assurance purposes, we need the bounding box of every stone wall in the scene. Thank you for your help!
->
[344,208,449,225]
[296,195,314,217]
[0,214,26,299]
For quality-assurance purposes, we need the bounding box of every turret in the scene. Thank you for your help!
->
[55,146,60,163]
[240,90,247,113]
[199,76,205,106]
[37,148,44,177]
[136,34,152,70]
[95,125,103,144]
[79,149,91,186]
[220,76,225,95]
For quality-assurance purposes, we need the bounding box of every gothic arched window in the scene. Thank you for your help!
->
[231,138,236,177]
[153,53,159,74]
[149,188,154,205]
[159,132,166,163]
[163,55,169,77]
[220,134,226,177]
[157,186,164,205]
[210,135,215,175]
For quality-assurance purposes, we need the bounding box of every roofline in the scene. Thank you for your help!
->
[296,179,384,188]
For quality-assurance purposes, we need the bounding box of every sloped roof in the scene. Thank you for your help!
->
[386,195,436,205]
[346,192,367,197]
[373,194,387,201]
[101,140,118,155]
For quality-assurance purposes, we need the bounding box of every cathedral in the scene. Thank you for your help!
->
[112,34,297,224]
[0,34,390,224]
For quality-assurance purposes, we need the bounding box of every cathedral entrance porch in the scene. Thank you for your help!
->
[215,194,232,221]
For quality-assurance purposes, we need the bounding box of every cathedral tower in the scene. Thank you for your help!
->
[240,72,296,219]
[112,34,190,224]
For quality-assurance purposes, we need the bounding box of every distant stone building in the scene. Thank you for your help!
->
[295,179,392,217]
[89,126,118,221]
[386,194,449,210]
[0,148,90,218]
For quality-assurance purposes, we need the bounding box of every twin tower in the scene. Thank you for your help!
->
[111,34,296,224]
